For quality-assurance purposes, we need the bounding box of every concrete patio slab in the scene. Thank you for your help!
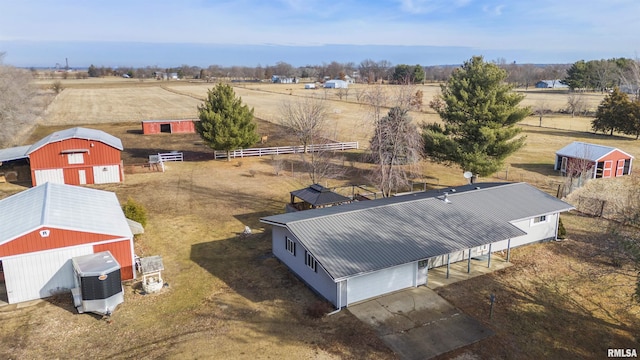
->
[349,287,493,360]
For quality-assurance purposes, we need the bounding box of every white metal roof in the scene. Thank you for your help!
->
[262,182,574,280]
[27,127,123,154]
[0,145,31,162]
[556,141,634,162]
[0,183,133,245]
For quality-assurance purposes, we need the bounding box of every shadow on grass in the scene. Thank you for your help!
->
[190,232,311,304]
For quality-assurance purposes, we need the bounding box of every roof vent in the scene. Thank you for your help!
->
[450,189,456,192]
[442,192,451,203]
[475,186,481,190]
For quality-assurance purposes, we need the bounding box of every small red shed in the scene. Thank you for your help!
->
[555,141,634,178]
[0,183,135,304]
[141,119,197,134]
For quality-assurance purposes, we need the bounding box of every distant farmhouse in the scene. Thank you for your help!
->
[272,75,298,84]
[535,80,568,89]
[555,141,633,178]
[261,182,573,308]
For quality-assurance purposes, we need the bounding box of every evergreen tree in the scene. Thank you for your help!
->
[412,64,425,84]
[87,64,99,77]
[196,83,260,161]
[422,56,528,177]
[592,87,631,136]
[562,60,589,90]
[626,100,640,140]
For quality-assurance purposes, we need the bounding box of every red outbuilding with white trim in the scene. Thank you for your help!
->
[141,119,197,134]
[555,141,634,178]
[0,183,135,304]
[0,127,124,186]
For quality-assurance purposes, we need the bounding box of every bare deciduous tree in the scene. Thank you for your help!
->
[567,92,587,117]
[534,100,548,127]
[299,147,346,185]
[368,105,423,197]
[279,97,328,153]
[0,53,41,147]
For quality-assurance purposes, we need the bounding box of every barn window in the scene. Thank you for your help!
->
[305,251,317,272]
[67,153,84,164]
[285,237,296,256]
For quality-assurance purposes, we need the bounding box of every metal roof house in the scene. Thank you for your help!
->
[535,80,568,89]
[0,182,135,305]
[0,127,124,186]
[323,80,348,89]
[555,141,633,178]
[261,182,574,308]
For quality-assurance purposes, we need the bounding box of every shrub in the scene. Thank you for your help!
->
[305,300,333,319]
[122,197,147,227]
[557,217,567,239]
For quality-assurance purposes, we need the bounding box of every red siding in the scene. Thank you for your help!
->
[142,120,196,134]
[29,138,121,186]
[94,240,134,280]
[599,150,631,178]
[0,227,122,257]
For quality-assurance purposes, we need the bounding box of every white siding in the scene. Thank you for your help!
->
[34,168,64,185]
[346,262,415,305]
[93,165,120,184]
[428,249,467,269]
[272,227,338,306]
[2,246,93,304]
[492,213,559,251]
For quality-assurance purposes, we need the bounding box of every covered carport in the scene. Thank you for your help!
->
[0,145,31,184]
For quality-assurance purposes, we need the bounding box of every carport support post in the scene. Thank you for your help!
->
[506,239,511,262]
[487,243,492,268]
[467,249,471,273]
[446,254,450,279]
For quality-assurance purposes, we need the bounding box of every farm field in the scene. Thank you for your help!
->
[0,78,639,359]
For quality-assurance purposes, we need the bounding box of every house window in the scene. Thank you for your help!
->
[285,237,295,255]
[67,153,84,164]
[305,251,317,272]
[532,215,548,225]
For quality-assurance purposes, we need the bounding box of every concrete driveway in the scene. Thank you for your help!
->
[348,287,493,360]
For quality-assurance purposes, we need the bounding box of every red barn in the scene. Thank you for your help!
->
[27,127,123,186]
[555,141,634,178]
[0,183,135,304]
[141,119,197,134]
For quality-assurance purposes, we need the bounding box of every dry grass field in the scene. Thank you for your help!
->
[1,78,639,359]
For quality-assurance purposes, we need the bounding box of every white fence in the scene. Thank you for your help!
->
[213,142,359,160]
[158,152,184,162]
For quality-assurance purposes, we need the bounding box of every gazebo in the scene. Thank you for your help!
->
[287,184,351,212]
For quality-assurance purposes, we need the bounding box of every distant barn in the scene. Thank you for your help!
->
[141,119,198,134]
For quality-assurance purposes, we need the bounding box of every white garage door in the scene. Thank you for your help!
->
[347,262,415,305]
[93,165,120,184]
[2,246,92,304]
[34,168,64,185]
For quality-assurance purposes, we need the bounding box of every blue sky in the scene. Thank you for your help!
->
[1,0,639,68]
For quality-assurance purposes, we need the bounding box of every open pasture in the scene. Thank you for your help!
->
[1,78,638,359]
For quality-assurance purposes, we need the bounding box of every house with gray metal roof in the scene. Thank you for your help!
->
[0,127,124,186]
[260,182,574,308]
[554,141,633,178]
[0,182,135,305]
